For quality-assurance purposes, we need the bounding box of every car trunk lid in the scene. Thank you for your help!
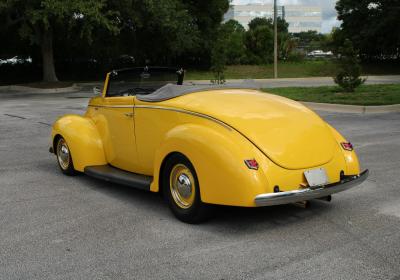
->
[176,89,336,170]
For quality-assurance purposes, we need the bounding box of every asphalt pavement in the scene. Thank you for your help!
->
[0,89,399,280]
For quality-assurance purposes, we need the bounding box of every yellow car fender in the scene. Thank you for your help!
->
[151,123,271,207]
[51,114,107,171]
[326,124,360,175]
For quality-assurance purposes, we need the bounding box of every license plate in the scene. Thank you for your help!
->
[304,168,329,187]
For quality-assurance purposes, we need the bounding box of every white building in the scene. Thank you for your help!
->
[224,4,322,33]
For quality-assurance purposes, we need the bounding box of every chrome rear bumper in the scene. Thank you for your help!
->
[254,169,369,207]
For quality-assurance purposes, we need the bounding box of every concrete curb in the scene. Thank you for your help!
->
[302,102,400,114]
[0,84,81,94]
[75,82,103,87]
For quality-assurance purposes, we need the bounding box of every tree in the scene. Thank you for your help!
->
[0,0,231,83]
[334,39,365,92]
[210,19,246,84]
[244,17,290,64]
[114,0,200,66]
[335,0,400,60]
[327,27,346,55]
[0,0,119,82]
[180,0,230,66]
[217,20,246,64]
[292,31,329,52]
[210,25,228,84]
[245,18,274,64]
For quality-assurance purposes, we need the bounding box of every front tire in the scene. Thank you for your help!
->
[55,137,77,176]
[162,153,213,224]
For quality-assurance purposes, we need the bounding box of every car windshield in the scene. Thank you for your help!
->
[106,67,184,97]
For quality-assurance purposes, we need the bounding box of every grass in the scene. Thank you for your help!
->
[186,61,336,80]
[185,60,400,80]
[262,84,400,106]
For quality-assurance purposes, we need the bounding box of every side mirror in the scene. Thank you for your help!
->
[177,68,184,85]
[93,87,102,96]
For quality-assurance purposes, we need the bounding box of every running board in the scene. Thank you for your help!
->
[84,165,152,191]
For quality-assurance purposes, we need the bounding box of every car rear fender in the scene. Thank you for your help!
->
[326,124,360,175]
[51,114,106,171]
[151,123,271,207]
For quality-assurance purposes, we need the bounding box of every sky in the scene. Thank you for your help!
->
[231,0,340,33]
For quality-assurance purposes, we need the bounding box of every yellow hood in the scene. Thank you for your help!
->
[170,89,336,170]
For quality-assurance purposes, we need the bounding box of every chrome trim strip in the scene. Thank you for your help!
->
[134,105,232,131]
[254,169,369,207]
[88,104,232,130]
[88,104,134,108]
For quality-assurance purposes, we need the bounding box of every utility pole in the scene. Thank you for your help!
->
[273,0,278,78]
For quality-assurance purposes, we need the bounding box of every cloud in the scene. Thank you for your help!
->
[231,0,341,33]
[322,16,340,33]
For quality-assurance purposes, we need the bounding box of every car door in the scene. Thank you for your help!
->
[88,76,140,173]
[99,96,139,173]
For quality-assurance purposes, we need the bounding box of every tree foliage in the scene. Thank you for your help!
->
[0,0,230,81]
[292,31,330,52]
[0,1,328,83]
[244,18,274,64]
[181,0,229,64]
[0,0,120,81]
[335,0,400,60]
[244,17,290,64]
[219,20,247,65]
[209,19,247,83]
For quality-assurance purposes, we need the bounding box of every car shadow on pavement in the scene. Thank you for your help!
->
[211,201,331,228]
[78,175,168,209]
[76,174,333,229]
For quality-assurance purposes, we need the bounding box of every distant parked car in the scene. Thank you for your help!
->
[0,56,32,65]
[307,50,333,58]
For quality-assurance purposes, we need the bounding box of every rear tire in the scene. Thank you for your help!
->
[55,137,77,176]
[162,153,213,224]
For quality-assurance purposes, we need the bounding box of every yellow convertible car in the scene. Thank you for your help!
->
[50,67,368,223]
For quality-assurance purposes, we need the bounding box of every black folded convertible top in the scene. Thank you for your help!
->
[136,83,260,102]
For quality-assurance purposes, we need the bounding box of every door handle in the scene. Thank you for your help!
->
[124,112,133,118]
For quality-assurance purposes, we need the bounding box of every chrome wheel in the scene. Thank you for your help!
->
[163,153,213,223]
[169,164,195,209]
[57,138,71,171]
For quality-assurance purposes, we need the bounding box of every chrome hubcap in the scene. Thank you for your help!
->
[177,174,192,198]
[170,164,195,209]
[57,139,70,170]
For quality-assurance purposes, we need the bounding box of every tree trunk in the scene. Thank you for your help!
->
[41,27,58,82]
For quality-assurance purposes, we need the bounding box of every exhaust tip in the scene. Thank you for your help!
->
[317,195,332,202]
[292,201,310,208]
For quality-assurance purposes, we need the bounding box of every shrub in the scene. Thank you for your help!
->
[334,39,365,92]
[286,51,305,62]
[210,36,227,85]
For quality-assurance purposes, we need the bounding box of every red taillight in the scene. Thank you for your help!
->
[341,142,353,151]
[244,159,259,170]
